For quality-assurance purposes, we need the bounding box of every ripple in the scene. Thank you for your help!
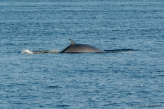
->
[56,104,70,108]
[47,85,61,89]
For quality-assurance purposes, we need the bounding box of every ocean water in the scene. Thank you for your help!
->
[0,0,164,109]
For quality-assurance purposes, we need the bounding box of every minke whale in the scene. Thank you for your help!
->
[60,39,105,53]
[22,39,135,54]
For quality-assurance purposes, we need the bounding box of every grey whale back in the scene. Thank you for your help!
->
[61,39,104,53]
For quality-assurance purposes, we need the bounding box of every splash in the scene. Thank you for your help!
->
[22,49,59,54]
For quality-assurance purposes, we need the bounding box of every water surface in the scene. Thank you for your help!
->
[0,0,164,108]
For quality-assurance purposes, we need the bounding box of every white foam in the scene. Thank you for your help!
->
[21,49,59,54]
[49,50,59,53]
[21,49,33,54]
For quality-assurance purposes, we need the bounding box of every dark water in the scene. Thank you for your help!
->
[0,0,164,108]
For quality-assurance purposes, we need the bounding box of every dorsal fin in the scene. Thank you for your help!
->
[69,38,76,45]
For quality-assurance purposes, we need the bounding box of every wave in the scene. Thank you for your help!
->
[104,49,136,53]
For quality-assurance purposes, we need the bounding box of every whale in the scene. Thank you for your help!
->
[21,39,135,54]
[60,39,105,53]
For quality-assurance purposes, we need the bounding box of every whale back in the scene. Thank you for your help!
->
[61,39,104,53]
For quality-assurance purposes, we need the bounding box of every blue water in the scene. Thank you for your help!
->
[0,0,164,109]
